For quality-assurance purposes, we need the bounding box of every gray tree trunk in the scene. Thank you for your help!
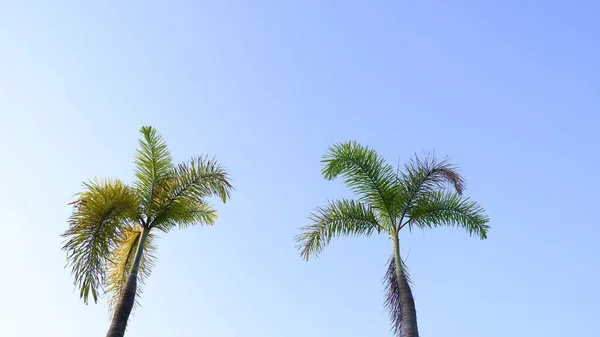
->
[396,269,419,337]
[105,272,138,337]
[393,234,420,337]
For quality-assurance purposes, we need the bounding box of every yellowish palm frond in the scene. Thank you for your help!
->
[105,225,157,315]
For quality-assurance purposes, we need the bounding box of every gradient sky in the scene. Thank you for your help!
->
[1,1,599,336]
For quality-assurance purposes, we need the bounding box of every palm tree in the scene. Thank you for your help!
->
[61,126,233,337]
[295,141,489,337]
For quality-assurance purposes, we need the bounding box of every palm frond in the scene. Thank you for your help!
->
[152,199,218,232]
[383,255,412,337]
[105,225,157,315]
[61,179,140,305]
[149,156,232,229]
[134,126,174,219]
[296,199,382,260]
[398,153,466,218]
[407,190,490,239]
[321,141,399,220]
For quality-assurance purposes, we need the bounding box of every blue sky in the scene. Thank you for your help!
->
[1,1,598,336]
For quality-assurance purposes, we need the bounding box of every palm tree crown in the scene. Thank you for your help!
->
[296,141,489,336]
[61,126,233,316]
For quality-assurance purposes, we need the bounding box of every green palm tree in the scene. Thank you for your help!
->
[61,126,233,337]
[295,141,489,337]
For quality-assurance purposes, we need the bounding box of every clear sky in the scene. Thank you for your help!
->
[1,1,598,336]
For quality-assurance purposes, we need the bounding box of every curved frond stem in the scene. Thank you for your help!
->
[61,179,140,305]
[295,199,384,260]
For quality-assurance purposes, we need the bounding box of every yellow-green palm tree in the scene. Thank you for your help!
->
[61,126,233,337]
[295,141,489,337]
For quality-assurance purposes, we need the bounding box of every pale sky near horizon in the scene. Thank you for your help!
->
[1,1,599,336]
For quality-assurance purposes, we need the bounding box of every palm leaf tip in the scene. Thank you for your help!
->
[408,191,490,239]
[295,199,381,261]
[294,231,314,262]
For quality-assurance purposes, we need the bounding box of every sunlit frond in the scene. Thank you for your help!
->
[383,255,413,337]
[296,199,382,260]
[61,179,140,305]
[152,199,218,232]
[106,225,157,315]
[149,156,232,229]
[134,126,174,219]
[406,191,490,239]
[321,141,399,218]
[397,153,466,219]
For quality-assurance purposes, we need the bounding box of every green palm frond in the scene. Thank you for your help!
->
[397,153,466,219]
[168,156,233,202]
[134,126,174,219]
[321,141,399,219]
[61,179,140,305]
[383,255,412,337]
[296,199,382,260]
[152,199,218,232]
[106,225,157,315]
[407,190,490,239]
[149,156,232,229]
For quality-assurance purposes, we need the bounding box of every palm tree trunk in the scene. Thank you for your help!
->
[106,226,150,337]
[393,233,420,337]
